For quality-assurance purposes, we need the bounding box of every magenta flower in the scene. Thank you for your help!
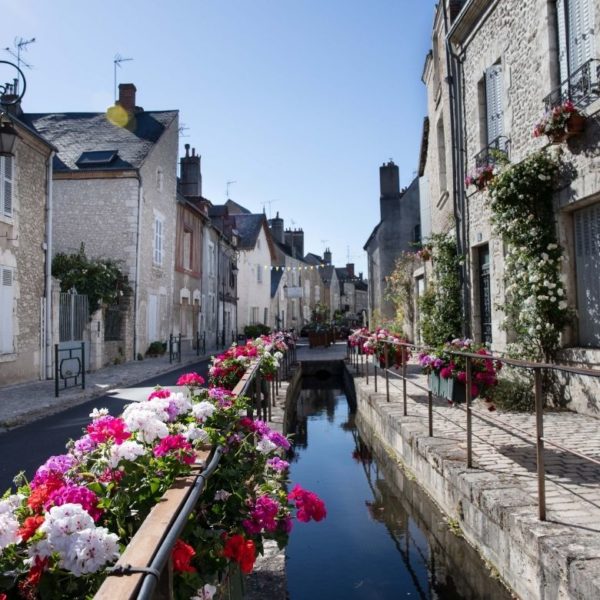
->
[176,372,205,387]
[148,388,171,401]
[267,457,289,472]
[32,454,77,489]
[46,483,103,521]
[153,434,195,465]
[87,415,131,445]
[243,495,281,534]
[288,485,327,522]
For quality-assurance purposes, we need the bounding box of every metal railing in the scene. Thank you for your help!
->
[349,335,600,521]
[474,135,510,169]
[168,333,182,363]
[544,58,600,110]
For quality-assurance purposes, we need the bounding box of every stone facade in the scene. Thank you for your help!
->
[0,123,53,384]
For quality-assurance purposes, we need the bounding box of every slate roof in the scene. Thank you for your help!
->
[233,214,265,250]
[271,269,284,298]
[225,199,252,215]
[24,111,178,172]
[304,253,324,266]
[363,222,381,251]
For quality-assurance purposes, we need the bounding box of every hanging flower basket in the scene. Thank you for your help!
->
[465,165,494,191]
[533,100,586,144]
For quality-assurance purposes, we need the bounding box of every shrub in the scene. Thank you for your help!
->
[244,324,271,339]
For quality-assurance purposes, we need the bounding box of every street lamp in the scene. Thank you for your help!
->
[0,61,26,156]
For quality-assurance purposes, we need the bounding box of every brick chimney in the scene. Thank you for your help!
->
[323,248,332,265]
[180,144,202,198]
[346,263,355,278]
[269,212,285,243]
[118,83,137,113]
[380,160,401,222]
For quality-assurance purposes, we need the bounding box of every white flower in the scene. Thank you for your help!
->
[559,301,568,310]
[58,526,120,576]
[122,404,169,443]
[108,440,146,468]
[274,351,283,360]
[0,511,21,550]
[214,490,231,501]
[192,401,216,423]
[192,584,218,600]
[256,437,277,454]
[557,288,564,296]
[547,243,558,250]
[168,392,192,417]
[541,253,549,262]
[89,408,109,419]
[184,424,209,444]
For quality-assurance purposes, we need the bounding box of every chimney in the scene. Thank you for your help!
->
[346,263,355,278]
[1,79,22,116]
[180,144,202,198]
[323,248,332,265]
[118,83,137,113]
[380,160,401,221]
[284,227,304,258]
[269,211,284,244]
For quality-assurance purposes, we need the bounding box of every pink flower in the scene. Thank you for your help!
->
[148,388,171,400]
[87,415,131,445]
[153,434,195,465]
[288,485,327,522]
[46,484,103,521]
[176,372,205,387]
[243,495,281,534]
[440,366,453,379]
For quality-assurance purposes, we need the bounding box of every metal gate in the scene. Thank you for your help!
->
[59,288,88,342]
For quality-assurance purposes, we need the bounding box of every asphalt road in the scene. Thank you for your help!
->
[0,359,209,493]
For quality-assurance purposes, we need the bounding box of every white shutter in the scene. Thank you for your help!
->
[0,267,14,353]
[485,63,504,144]
[1,156,13,218]
[569,0,595,73]
[575,204,600,346]
[557,0,569,83]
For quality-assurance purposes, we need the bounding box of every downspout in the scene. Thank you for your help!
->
[44,151,54,379]
[216,236,220,349]
[133,179,143,360]
[443,1,471,337]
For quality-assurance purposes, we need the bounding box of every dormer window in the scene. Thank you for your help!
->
[75,150,118,168]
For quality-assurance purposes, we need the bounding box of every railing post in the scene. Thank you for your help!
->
[535,368,546,521]
[169,334,173,364]
[360,350,363,376]
[374,362,378,393]
[178,333,182,363]
[466,356,473,468]
[402,349,407,416]
[365,352,369,384]
[203,331,206,355]
[428,389,433,437]
[81,342,86,390]
[384,344,390,402]
[54,344,59,398]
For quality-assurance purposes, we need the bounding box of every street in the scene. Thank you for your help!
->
[0,359,209,493]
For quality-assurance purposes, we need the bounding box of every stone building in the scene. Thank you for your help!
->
[304,250,340,321]
[26,84,179,363]
[0,107,55,385]
[335,263,368,326]
[364,162,421,330]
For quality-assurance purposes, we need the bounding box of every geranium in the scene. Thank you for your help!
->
[533,99,583,139]
[465,164,494,190]
[288,485,327,523]
[222,533,256,574]
[18,515,45,542]
[32,454,77,488]
[153,434,195,465]
[171,538,196,572]
[46,484,103,522]
[86,415,130,445]
[242,495,281,534]
[358,327,411,369]
[176,372,205,387]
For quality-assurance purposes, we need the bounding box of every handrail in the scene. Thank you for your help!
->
[349,333,600,521]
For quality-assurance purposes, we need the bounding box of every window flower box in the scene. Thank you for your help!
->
[465,164,495,191]
[533,100,586,144]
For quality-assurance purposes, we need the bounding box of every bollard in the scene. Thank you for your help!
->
[535,368,546,520]
[428,390,433,437]
[169,334,173,364]
[178,333,182,363]
[466,356,473,468]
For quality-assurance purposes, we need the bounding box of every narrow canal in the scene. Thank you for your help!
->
[285,374,512,599]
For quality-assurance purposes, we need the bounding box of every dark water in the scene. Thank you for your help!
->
[285,383,512,600]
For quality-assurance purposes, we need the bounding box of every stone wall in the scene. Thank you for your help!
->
[0,130,51,384]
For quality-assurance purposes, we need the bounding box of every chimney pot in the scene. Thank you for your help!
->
[118,83,137,113]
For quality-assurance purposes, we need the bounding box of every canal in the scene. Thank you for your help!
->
[285,374,512,599]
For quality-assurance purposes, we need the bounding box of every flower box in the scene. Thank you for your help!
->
[428,372,466,403]
[533,100,586,144]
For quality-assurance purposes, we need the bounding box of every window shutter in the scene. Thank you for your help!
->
[568,0,595,73]
[0,267,14,353]
[485,63,504,144]
[557,0,569,82]
[1,156,13,218]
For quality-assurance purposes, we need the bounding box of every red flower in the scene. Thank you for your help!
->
[27,474,64,513]
[288,485,327,523]
[148,388,172,400]
[176,372,205,387]
[18,515,45,542]
[171,539,196,573]
[222,534,256,574]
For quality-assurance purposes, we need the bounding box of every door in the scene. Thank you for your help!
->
[479,246,492,344]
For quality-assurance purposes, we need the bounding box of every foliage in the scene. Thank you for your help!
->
[0,334,324,599]
[491,372,535,412]
[384,251,419,337]
[146,341,167,356]
[533,100,582,138]
[243,324,271,339]
[487,150,571,361]
[311,303,329,323]
[418,338,502,401]
[349,327,411,369]
[418,233,463,346]
[52,244,130,316]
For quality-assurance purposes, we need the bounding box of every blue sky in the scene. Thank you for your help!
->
[3,0,435,275]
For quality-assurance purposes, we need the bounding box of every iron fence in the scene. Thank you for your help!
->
[543,58,600,110]
[104,305,123,341]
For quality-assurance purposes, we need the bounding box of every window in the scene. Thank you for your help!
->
[485,63,504,144]
[183,230,192,271]
[208,243,216,276]
[264,307,268,324]
[436,118,447,192]
[251,306,259,324]
[1,156,13,219]
[257,265,263,283]
[0,266,14,353]
[153,216,164,266]
[556,0,595,82]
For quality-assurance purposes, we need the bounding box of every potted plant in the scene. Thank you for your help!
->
[533,99,585,143]
[465,164,495,191]
[361,328,411,369]
[419,338,501,404]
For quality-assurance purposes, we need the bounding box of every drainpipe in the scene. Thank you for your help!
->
[443,1,471,337]
[133,179,143,360]
[216,236,220,349]
[44,151,54,379]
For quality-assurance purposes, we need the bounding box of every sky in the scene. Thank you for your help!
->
[2,0,436,276]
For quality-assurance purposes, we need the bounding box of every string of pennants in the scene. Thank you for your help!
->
[262,264,327,271]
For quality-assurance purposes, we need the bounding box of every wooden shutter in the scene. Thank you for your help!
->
[1,156,13,217]
[557,0,569,83]
[568,0,595,73]
[485,63,504,144]
[0,266,14,353]
[575,204,600,346]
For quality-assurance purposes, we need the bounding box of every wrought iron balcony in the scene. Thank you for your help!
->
[544,58,600,111]
[474,135,510,170]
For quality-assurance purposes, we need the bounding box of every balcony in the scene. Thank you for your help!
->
[544,58,600,111]
[474,135,510,170]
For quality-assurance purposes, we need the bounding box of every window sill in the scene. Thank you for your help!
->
[0,353,17,363]
[0,214,14,226]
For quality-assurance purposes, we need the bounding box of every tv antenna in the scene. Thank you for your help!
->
[178,123,190,137]
[113,54,133,102]
[226,180,237,199]
[4,37,35,95]
[261,199,278,218]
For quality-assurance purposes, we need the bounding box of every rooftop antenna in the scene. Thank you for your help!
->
[4,37,35,95]
[178,123,190,137]
[113,54,133,102]
[226,180,236,199]
[261,199,278,219]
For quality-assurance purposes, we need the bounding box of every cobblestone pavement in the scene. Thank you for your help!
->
[357,360,600,533]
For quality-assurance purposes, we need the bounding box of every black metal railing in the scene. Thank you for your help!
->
[54,343,86,397]
[349,334,600,522]
[544,58,600,110]
[169,333,182,363]
[474,135,510,170]
[195,331,206,356]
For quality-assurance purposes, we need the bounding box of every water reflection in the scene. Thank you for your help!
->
[285,385,511,600]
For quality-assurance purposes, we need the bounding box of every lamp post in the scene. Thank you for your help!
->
[0,61,26,156]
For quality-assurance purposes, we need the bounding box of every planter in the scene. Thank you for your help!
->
[375,348,409,369]
[428,372,466,403]
[547,112,586,144]
[308,331,330,348]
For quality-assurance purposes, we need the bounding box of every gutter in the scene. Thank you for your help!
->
[44,151,54,379]
[133,178,143,360]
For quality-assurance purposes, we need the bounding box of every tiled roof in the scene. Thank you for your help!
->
[24,110,177,172]
[233,214,266,250]
[271,269,284,297]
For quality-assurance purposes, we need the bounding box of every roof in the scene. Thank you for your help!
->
[363,222,382,251]
[304,253,323,266]
[233,213,277,260]
[24,110,178,172]
[418,117,429,177]
[275,239,308,263]
[271,269,284,298]
[225,199,252,215]
[320,265,337,284]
